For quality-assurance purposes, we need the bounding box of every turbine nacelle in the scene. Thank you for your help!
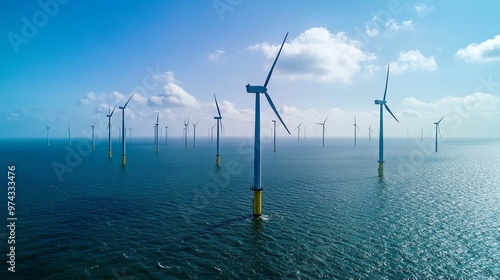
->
[246,84,266,94]
[214,116,222,120]
[374,99,386,105]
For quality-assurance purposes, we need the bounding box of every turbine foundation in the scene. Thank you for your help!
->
[109,151,112,159]
[253,188,263,217]
[122,155,126,166]
[378,161,384,177]
[216,154,220,167]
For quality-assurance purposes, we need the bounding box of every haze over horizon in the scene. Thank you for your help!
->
[2,1,500,139]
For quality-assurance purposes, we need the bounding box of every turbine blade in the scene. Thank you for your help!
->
[323,115,328,125]
[156,112,159,124]
[214,94,222,118]
[264,92,290,135]
[110,105,116,116]
[383,64,390,101]
[437,116,445,124]
[263,32,288,89]
[438,124,441,138]
[124,93,134,108]
[384,104,399,123]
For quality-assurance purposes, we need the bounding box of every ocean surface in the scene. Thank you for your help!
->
[1,135,499,279]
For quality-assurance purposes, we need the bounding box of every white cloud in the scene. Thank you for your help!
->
[386,19,413,32]
[208,50,225,61]
[249,27,375,83]
[78,92,97,105]
[148,71,200,108]
[415,4,434,17]
[365,24,379,37]
[391,50,437,74]
[455,34,500,63]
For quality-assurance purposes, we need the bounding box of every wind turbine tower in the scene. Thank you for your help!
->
[374,65,399,177]
[107,105,116,158]
[192,121,199,147]
[316,116,328,147]
[353,116,360,145]
[214,94,222,166]
[46,126,50,146]
[119,94,134,166]
[295,122,302,142]
[434,117,444,152]
[91,120,96,151]
[245,32,290,217]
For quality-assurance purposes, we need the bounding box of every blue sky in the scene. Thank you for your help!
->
[2,0,500,139]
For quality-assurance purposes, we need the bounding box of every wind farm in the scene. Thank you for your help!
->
[4,2,500,279]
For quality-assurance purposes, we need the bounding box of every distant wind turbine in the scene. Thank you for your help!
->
[91,120,96,151]
[192,121,199,147]
[295,122,302,142]
[68,123,71,146]
[374,65,399,177]
[353,116,360,145]
[165,126,168,144]
[272,120,276,152]
[183,119,189,149]
[107,105,116,158]
[155,112,159,153]
[214,94,222,166]
[119,94,134,166]
[46,126,50,146]
[368,124,372,141]
[434,116,444,152]
[316,116,328,147]
[245,32,290,217]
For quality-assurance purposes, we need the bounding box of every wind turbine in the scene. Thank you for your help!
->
[183,119,189,149]
[434,116,444,152]
[272,120,276,152]
[155,113,159,153]
[68,123,71,146]
[165,126,168,144]
[245,32,290,217]
[316,116,328,147]
[119,94,134,166]
[91,120,96,151]
[107,105,116,158]
[46,126,50,146]
[192,121,199,147]
[294,122,302,142]
[353,116,360,145]
[374,64,399,177]
[368,124,372,141]
[214,94,222,166]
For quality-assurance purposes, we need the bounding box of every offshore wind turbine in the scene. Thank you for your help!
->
[245,32,290,217]
[192,121,199,147]
[119,94,134,166]
[374,65,399,177]
[272,120,276,152]
[214,94,222,166]
[46,126,50,146]
[368,124,372,141]
[353,116,360,145]
[155,113,159,153]
[68,123,71,146]
[91,120,96,151]
[434,116,444,152]
[107,105,116,158]
[316,116,328,147]
[294,122,302,142]
[183,119,189,148]
[165,126,168,144]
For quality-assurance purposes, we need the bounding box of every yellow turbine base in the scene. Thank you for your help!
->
[378,162,384,177]
[122,155,126,166]
[216,155,220,167]
[253,189,263,217]
[109,151,112,159]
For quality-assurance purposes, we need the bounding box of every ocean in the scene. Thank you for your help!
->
[1,135,499,279]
